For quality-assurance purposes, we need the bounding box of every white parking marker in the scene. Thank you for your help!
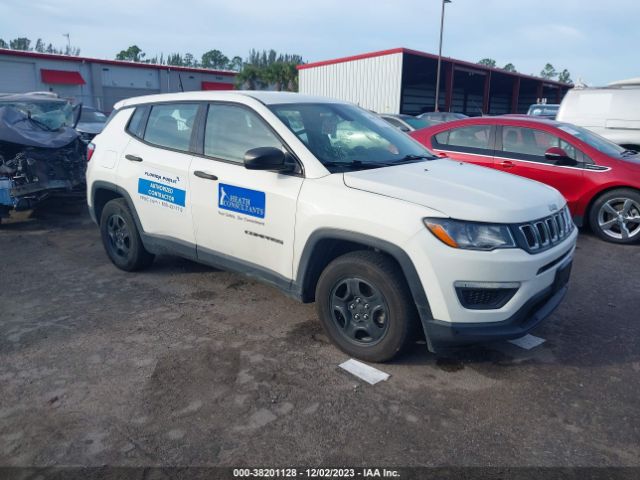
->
[508,334,546,350]
[339,359,390,385]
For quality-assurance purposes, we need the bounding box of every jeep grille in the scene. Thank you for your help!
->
[517,207,574,253]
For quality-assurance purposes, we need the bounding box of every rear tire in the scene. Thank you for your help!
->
[315,250,418,363]
[100,198,155,271]
[589,188,640,244]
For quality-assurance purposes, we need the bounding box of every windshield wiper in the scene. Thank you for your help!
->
[323,155,436,171]
[322,160,397,170]
[388,154,437,164]
[621,149,638,156]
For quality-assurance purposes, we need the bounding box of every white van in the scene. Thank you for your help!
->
[556,79,640,150]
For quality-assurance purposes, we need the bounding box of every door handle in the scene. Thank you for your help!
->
[499,160,515,168]
[125,154,143,162]
[194,170,218,181]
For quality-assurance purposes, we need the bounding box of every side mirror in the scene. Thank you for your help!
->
[244,147,289,171]
[545,147,577,166]
[400,126,411,132]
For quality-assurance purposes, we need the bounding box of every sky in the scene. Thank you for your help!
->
[1,0,637,86]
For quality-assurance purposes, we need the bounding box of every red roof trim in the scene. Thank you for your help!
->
[41,69,85,85]
[0,48,237,77]
[297,48,404,70]
[298,47,570,87]
[201,81,235,91]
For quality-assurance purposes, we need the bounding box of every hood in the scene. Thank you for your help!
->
[343,160,566,224]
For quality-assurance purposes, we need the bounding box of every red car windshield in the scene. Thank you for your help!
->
[557,124,627,157]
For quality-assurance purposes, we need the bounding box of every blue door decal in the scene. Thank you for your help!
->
[218,183,265,219]
[138,178,186,207]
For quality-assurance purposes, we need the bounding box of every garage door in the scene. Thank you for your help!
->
[0,61,36,93]
[102,87,160,112]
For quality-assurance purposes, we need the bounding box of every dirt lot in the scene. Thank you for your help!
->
[1,198,639,469]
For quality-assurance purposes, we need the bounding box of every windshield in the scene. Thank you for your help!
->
[0,99,74,130]
[557,124,627,157]
[403,117,433,129]
[420,112,467,121]
[269,103,437,171]
[80,108,107,123]
[529,105,559,116]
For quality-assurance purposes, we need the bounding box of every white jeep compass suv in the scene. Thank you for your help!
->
[86,91,577,362]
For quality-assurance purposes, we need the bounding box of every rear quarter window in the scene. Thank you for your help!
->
[434,130,450,145]
[125,107,148,138]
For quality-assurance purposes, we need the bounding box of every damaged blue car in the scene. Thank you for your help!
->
[0,93,86,222]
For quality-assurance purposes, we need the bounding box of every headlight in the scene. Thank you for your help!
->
[424,218,516,251]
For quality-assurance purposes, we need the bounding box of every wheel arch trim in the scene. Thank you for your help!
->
[295,228,436,351]
[90,180,142,230]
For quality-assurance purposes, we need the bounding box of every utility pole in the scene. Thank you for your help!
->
[63,33,71,54]
[434,0,451,112]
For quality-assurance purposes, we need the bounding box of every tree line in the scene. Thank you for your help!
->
[0,36,81,56]
[115,46,304,91]
[0,37,303,91]
[477,58,572,84]
[2,36,574,90]
[114,45,243,70]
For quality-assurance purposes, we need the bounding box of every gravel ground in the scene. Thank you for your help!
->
[0,198,639,470]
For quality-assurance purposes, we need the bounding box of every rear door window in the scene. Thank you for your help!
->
[143,103,199,151]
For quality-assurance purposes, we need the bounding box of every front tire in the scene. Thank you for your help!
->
[100,198,155,271]
[589,189,640,244]
[315,251,418,363]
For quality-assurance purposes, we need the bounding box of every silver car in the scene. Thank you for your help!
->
[379,114,434,132]
[76,106,108,143]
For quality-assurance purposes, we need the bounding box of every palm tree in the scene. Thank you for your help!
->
[236,64,264,90]
[267,63,290,91]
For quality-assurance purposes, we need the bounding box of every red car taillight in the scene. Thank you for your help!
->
[87,142,96,162]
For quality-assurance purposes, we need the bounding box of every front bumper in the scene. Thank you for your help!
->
[425,279,568,348]
[404,225,577,351]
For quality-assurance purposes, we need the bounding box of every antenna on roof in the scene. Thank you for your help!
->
[574,77,588,89]
[62,33,71,52]
[178,73,184,92]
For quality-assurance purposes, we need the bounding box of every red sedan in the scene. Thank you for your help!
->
[411,116,640,244]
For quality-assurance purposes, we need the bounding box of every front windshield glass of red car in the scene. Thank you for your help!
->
[270,103,438,171]
[558,124,626,157]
